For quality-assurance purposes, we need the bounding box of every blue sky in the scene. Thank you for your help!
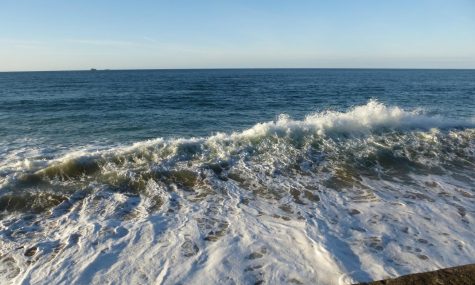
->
[1,0,474,71]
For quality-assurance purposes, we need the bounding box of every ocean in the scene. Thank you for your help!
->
[0,69,474,284]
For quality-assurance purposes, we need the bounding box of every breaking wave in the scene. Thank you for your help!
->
[1,101,474,284]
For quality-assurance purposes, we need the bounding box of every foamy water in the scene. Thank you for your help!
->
[1,101,474,284]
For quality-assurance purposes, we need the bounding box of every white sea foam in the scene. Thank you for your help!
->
[0,101,474,284]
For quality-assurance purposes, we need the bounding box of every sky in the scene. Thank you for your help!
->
[0,0,474,71]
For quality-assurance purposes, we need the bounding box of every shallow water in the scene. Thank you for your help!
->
[0,69,474,284]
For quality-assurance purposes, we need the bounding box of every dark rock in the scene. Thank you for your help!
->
[356,263,475,285]
[24,246,37,257]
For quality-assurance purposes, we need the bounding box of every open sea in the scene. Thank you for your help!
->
[0,69,474,284]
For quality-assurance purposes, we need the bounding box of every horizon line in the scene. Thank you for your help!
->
[1,67,475,73]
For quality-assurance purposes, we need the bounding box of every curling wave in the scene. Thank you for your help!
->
[1,100,474,193]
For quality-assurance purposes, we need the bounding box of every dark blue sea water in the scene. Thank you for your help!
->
[1,69,474,148]
[0,69,474,284]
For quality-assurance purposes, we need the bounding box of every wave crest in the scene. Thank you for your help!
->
[1,101,474,200]
[231,100,472,141]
